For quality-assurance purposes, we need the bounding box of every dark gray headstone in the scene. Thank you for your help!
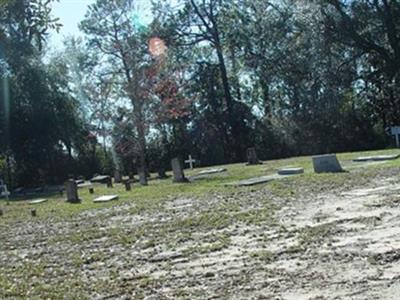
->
[247,148,261,165]
[312,154,343,173]
[124,181,131,191]
[171,158,189,183]
[158,168,167,179]
[106,177,113,188]
[114,170,122,183]
[65,179,80,203]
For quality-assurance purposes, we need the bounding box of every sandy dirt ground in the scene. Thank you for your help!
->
[1,169,400,299]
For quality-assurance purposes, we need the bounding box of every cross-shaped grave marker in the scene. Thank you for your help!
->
[184,155,196,170]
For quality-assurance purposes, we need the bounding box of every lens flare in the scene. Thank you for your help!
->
[149,37,167,57]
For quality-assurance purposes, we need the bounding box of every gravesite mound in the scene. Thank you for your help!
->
[1,149,400,299]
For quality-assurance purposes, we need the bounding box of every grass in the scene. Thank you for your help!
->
[1,148,400,224]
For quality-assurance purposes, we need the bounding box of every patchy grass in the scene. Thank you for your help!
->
[1,148,400,224]
[1,148,400,299]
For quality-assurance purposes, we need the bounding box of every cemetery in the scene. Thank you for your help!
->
[1,149,400,299]
[2,0,400,299]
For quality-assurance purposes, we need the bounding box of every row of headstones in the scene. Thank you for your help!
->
[64,157,189,203]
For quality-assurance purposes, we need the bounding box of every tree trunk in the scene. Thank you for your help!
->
[215,42,242,161]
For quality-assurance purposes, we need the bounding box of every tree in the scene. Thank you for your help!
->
[81,0,154,175]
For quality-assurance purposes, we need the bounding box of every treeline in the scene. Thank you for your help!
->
[1,0,399,187]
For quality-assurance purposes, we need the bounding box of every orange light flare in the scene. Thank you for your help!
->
[148,37,167,58]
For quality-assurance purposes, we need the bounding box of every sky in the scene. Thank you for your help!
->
[50,0,96,48]
[49,0,154,49]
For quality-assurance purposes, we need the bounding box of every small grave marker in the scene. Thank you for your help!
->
[124,181,131,191]
[65,179,80,203]
[106,177,113,188]
[31,209,37,217]
[138,169,148,186]
[89,188,94,194]
[247,148,261,165]
[171,158,189,183]
[185,155,196,169]
[114,170,122,183]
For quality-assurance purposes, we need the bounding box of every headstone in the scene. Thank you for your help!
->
[157,168,168,179]
[89,188,95,194]
[247,148,261,165]
[391,126,400,148]
[171,158,189,183]
[138,169,148,186]
[124,181,131,191]
[184,155,196,169]
[106,177,113,188]
[114,170,122,184]
[312,154,343,173]
[28,199,48,205]
[277,167,304,176]
[65,179,80,203]
[31,209,37,217]
[0,208,3,216]
[93,195,119,203]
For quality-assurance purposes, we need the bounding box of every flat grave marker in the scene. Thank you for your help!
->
[353,154,400,162]
[90,175,111,184]
[93,195,119,203]
[277,167,304,176]
[198,168,227,175]
[29,199,48,205]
